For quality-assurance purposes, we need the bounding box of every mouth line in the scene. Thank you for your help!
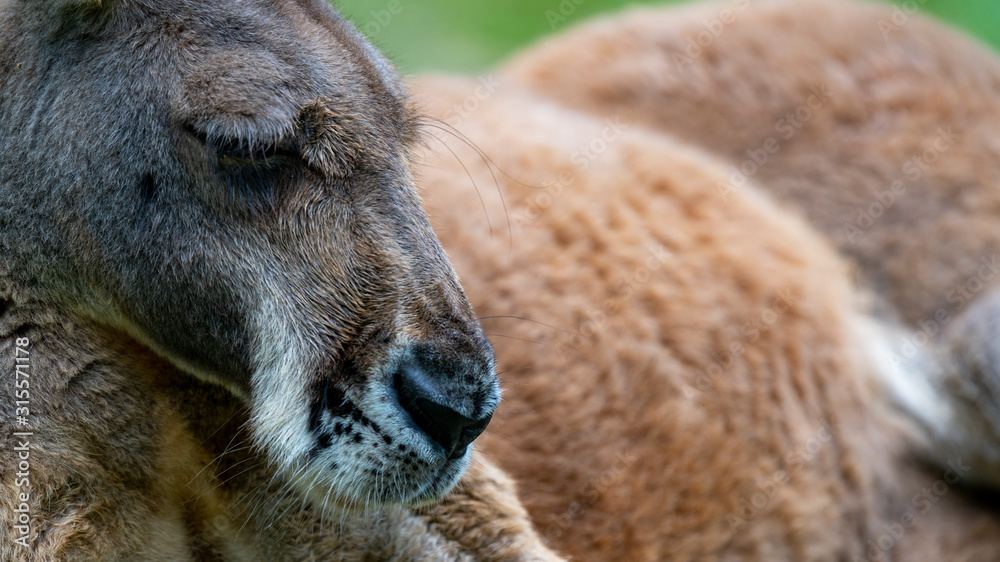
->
[404,456,467,505]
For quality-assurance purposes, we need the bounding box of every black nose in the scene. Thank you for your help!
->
[393,364,492,460]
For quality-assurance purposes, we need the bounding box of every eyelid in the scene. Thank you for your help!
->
[189,126,299,161]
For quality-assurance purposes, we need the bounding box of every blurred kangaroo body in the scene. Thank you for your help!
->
[504,0,1000,506]
[412,71,1000,561]
[505,0,1000,328]
[409,0,1000,559]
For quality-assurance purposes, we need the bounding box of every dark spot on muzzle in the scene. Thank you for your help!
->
[393,363,492,460]
[308,361,385,456]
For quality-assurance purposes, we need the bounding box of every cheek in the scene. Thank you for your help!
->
[97,228,265,393]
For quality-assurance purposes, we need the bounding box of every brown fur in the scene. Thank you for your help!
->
[413,76,879,559]
[413,0,1000,558]
[503,0,1000,328]
[6,0,1000,560]
[407,8,1000,551]
[0,299,561,562]
[503,0,1000,491]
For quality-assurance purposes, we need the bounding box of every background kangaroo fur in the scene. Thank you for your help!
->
[502,0,1000,490]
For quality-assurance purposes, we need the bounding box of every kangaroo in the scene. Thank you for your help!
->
[501,0,1000,491]
[6,0,1000,561]
[0,0,560,559]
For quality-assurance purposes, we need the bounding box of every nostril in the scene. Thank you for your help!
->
[393,365,492,460]
[452,411,491,458]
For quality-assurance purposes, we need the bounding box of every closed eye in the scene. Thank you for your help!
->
[213,136,298,162]
[186,125,305,207]
[189,127,299,164]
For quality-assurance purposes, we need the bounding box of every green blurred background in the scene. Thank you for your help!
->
[330,0,1000,74]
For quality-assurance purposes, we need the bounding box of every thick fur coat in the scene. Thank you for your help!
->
[3,0,1000,561]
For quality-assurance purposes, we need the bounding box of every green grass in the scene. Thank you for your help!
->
[331,0,1000,74]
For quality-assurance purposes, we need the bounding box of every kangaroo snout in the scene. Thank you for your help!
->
[393,360,495,460]
[295,313,498,508]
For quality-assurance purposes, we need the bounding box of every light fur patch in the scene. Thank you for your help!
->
[853,314,951,444]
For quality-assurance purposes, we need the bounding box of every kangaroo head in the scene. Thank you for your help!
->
[0,0,497,508]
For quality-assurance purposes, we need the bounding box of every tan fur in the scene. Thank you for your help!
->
[503,0,1000,328]
[407,11,1000,551]
[411,0,1000,558]
[411,75,888,560]
[503,0,1000,489]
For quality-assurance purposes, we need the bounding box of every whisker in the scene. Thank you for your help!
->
[419,118,524,256]
[484,332,549,346]
[188,413,252,486]
[478,314,571,333]
[424,127,494,239]
[197,406,249,449]
[209,458,267,496]
[418,116,550,190]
